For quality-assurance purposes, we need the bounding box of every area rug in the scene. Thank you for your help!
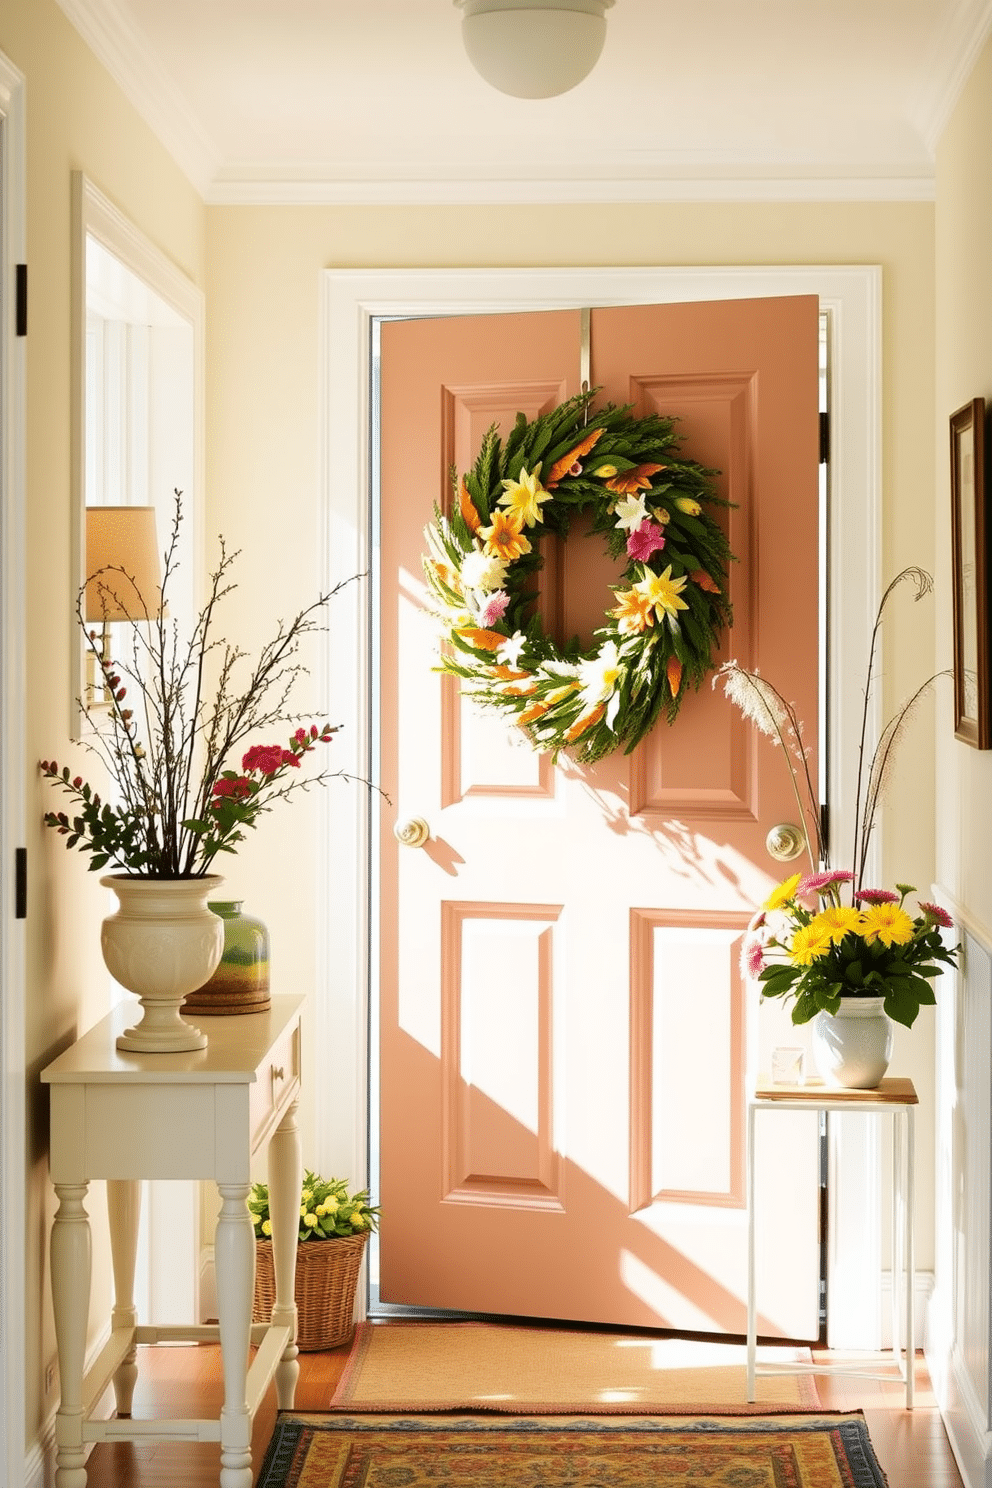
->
[329,1321,821,1414]
[257,1412,888,1487]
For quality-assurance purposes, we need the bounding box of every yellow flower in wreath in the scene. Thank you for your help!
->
[498,466,551,527]
[610,586,655,635]
[480,507,532,562]
[634,565,690,622]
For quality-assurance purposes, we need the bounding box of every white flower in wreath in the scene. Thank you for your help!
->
[577,641,625,728]
[460,548,510,593]
[496,631,528,669]
[614,493,649,533]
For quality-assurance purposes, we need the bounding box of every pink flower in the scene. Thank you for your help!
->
[798,869,855,896]
[242,744,287,775]
[478,590,510,629]
[743,940,765,977]
[854,888,900,905]
[626,520,666,563]
[919,901,954,928]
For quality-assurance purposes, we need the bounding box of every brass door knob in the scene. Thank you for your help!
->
[393,816,431,849]
[765,823,806,862]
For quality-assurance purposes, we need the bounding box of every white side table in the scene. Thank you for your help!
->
[41,995,305,1488]
[746,1075,918,1411]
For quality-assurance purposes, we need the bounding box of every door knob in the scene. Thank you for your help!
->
[765,823,806,862]
[394,816,431,849]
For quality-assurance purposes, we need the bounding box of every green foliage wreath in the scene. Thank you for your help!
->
[423,391,735,763]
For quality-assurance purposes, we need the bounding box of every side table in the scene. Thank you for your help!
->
[41,994,305,1488]
[746,1075,918,1410]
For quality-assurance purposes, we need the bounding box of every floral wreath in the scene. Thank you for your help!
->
[422,391,735,762]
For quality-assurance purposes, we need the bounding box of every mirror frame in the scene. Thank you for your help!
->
[69,171,205,732]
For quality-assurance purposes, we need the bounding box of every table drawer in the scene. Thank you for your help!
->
[250,1017,301,1149]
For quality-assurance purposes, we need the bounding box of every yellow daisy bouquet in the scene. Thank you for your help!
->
[749,869,958,1028]
[248,1170,380,1244]
[723,566,959,1027]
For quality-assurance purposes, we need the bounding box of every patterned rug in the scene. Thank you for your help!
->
[329,1321,820,1414]
[256,1413,888,1487]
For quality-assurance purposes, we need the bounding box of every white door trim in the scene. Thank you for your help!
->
[318,264,884,1349]
[0,47,27,1488]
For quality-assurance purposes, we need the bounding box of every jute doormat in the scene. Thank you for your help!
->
[329,1321,821,1414]
[257,1412,887,1488]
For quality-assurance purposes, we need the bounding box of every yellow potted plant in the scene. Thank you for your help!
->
[248,1170,380,1350]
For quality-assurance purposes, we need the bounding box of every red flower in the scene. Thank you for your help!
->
[212,775,252,801]
[242,744,286,775]
[281,751,302,768]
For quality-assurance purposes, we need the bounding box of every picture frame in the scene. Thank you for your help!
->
[950,396,990,748]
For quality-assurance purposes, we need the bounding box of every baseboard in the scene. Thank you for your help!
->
[927,1339,992,1488]
[879,1269,932,1350]
[199,1243,217,1325]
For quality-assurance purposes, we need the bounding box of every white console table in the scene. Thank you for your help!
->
[746,1075,918,1411]
[41,995,305,1488]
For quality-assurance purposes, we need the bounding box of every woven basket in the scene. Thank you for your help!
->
[253,1231,368,1351]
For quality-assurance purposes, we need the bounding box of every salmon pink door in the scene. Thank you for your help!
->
[378,296,822,1337]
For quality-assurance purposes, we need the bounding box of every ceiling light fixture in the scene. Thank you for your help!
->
[455,0,615,99]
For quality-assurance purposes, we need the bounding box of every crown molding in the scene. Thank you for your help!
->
[206,171,935,207]
[914,0,992,150]
[54,0,220,196]
[56,0,946,209]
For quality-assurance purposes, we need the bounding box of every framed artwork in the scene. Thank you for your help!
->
[950,396,990,748]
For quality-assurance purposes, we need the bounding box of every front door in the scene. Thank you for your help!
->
[378,296,822,1337]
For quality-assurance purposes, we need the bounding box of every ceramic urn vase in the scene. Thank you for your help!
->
[100,874,225,1053]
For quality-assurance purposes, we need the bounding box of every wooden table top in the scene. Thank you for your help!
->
[754,1075,918,1105]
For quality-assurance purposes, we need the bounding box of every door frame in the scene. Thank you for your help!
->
[0,47,27,1488]
[318,264,884,1349]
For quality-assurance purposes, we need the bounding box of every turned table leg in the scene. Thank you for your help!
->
[51,1181,91,1488]
[216,1181,254,1488]
[106,1179,141,1416]
[267,1096,302,1409]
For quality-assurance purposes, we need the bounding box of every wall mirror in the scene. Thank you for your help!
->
[69,174,205,1324]
[70,172,204,731]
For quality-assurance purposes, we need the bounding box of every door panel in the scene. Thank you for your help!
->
[379,298,821,1337]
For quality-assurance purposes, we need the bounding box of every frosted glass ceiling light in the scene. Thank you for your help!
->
[455,0,615,99]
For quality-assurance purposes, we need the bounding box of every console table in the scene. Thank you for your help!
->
[41,995,305,1488]
[746,1075,918,1410]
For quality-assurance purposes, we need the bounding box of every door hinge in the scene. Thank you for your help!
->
[818,1182,828,1246]
[15,264,27,336]
[15,848,26,919]
[819,803,829,858]
[818,409,829,464]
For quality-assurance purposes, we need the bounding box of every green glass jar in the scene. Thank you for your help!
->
[183,900,270,1015]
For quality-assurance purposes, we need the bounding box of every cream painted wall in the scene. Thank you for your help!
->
[0,0,206,1453]
[935,33,992,927]
[204,200,939,1270]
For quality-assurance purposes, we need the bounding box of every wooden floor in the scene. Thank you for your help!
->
[76,1329,964,1488]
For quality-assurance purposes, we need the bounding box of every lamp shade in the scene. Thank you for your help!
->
[84,506,163,622]
[455,0,614,99]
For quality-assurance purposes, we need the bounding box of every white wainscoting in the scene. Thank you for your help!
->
[930,891,992,1488]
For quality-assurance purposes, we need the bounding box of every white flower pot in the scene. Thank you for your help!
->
[811,995,893,1089]
[100,875,225,1053]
